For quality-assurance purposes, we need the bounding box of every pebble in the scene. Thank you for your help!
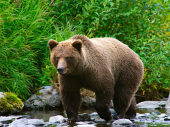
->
[49,115,66,123]
[27,119,45,125]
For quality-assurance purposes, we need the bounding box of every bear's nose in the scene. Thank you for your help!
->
[57,67,64,74]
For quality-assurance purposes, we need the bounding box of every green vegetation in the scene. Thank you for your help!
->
[0,0,169,100]
[0,92,23,113]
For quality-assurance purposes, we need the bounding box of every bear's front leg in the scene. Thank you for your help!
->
[60,76,81,123]
[95,91,112,122]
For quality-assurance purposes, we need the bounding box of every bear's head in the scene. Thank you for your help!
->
[48,39,82,75]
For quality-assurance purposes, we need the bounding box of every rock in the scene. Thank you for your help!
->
[9,118,45,127]
[76,124,95,127]
[76,122,88,125]
[110,109,117,119]
[9,118,34,127]
[7,115,23,120]
[33,100,45,107]
[95,119,106,124]
[47,93,61,107]
[27,119,45,125]
[90,112,98,116]
[144,113,151,118]
[24,86,61,109]
[157,113,167,118]
[0,117,13,124]
[0,92,23,114]
[49,115,66,123]
[136,113,146,119]
[81,96,96,107]
[112,118,133,125]
[137,101,167,109]
[79,113,92,121]
[164,117,170,121]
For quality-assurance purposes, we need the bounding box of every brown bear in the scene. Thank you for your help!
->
[48,35,144,123]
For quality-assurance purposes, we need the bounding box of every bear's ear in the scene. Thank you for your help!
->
[48,39,59,51]
[72,40,82,52]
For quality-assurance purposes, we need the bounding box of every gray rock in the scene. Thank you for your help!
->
[7,115,23,120]
[76,122,88,125]
[24,86,61,109]
[157,113,167,118]
[27,119,45,125]
[33,100,45,107]
[144,113,151,118]
[49,115,66,123]
[81,96,96,107]
[112,118,132,125]
[76,123,95,127]
[95,119,106,124]
[9,118,35,127]
[47,93,61,107]
[0,117,13,124]
[136,113,146,119]
[90,112,98,116]
[137,101,167,109]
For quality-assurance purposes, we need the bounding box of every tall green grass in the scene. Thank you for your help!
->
[0,0,77,99]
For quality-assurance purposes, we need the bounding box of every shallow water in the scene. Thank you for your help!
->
[17,108,170,127]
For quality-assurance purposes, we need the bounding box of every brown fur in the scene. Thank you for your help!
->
[48,35,144,122]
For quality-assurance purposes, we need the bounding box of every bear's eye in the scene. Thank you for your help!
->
[56,57,60,61]
[65,57,72,61]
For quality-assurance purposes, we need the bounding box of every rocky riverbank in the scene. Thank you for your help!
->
[1,108,170,127]
[1,86,170,126]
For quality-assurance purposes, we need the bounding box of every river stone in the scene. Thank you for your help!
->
[137,101,167,109]
[136,113,146,119]
[95,119,106,124]
[27,119,45,125]
[24,86,61,109]
[90,112,98,116]
[76,124,95,127]
[33,100,45,107]
[47,93,61,107]
[112,118,133,125]
[9,118,35,127]
[0,117,13,124]
[157,113,167,118]
[81,96,96,107]
[49,115,65,123]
